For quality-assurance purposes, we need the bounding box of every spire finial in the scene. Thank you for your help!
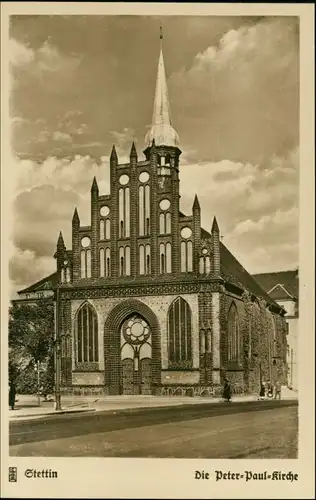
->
[57,231,65,247]
[144,30,180,148]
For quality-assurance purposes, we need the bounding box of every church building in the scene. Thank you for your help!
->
[17,41,288,397]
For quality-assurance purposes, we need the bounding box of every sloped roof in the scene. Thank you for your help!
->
[253,270,299,300]
[17,273,58,294]
[201,229,280,308]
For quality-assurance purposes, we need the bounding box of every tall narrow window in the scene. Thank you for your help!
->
[119,188,124,238]
[125,246,131,276]
[139,245,145,275]
[125,187,130,238]
[105,248,111,277]
[139,184,150,236]
[66,268,71,283]
[119,246,124,276]
[145,244,151,274]
[61,268,66,283]
[166,242,171,273]
[100,248,105,277]
[80,251,85,278]
[139,186,144,236]
[160,243,165,274]
[168,297,192,368]
[80,249,91,279]
[227,303,240,363]
[100,220,105,240]
[199,253,211,275]
[86,250,91,278]
[105,219,110,240]
[119,246,130,276]
[180,241,193,273]
[165,213,171,233]
[144,185,150,235]
[159,212,171,235]
[76,303,99,364]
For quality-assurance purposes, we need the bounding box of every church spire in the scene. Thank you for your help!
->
[145,28,179,148]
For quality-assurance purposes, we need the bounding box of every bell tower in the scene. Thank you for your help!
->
[143,28,181,275]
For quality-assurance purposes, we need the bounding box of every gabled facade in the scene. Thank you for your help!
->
[17,41,288,397]
[253,270,299,390]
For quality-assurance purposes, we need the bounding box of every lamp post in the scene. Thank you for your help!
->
[54,286,62,411]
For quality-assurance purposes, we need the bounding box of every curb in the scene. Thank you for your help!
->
[9,407,96,422]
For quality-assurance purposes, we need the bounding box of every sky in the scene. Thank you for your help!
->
[8,15,299,296]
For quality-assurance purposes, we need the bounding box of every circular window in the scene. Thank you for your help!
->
[100,206,110,217]
[139,171,149,183]
[122,315,150,345]
[181,227,192,239]
[119,174,129,185]
[159,199,171,211]
[81,237,91,248]
[202,248,208,255]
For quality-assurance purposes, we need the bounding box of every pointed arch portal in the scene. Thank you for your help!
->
[104,300,161,395]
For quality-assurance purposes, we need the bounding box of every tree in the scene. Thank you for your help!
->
[8,300,55,394]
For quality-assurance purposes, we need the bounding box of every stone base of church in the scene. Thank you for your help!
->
[59,383,256,397]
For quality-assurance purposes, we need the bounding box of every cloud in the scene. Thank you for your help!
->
[170,17,299,164]
[10,39,80,74]
[52,131,72,142]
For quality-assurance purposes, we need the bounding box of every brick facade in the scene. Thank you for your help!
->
[18,46,288,398]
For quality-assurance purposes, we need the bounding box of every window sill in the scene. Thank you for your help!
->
[75,362,99,371]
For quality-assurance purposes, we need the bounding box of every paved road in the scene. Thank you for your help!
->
[10,400,298,458]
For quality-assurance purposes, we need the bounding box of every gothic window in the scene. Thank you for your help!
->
[199,250,211,275]
[119,187,130,238]
[168,297,192,368]
[227,302,240,363]
[99,248,110,277]
[80,249,91,278]
[100,219,110,240]
[76,303,98,363]
[139,184,151,236]
[66,268,71,283]
[139,244,151,275]
[119,246,131,276]
[159,212,171,234]
[159,242,171,274]
[181,241,193,272]
[61,268,66,283]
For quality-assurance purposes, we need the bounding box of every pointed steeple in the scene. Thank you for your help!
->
[72,207,80,224]
[193,194,200,211]
[110,144,117,162]
[145,30,179,148]
[57,231,65,248]
[91,176,99,193]
[130,141,137,159]
[212,216,219,234]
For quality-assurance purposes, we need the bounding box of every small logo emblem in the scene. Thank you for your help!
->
[8,467,17,482]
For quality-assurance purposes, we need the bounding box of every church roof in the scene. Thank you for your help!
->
[17,272,58,294]
[144,43,179,148]
[253,270,299,301]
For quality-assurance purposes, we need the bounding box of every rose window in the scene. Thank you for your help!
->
[122,315,150,345]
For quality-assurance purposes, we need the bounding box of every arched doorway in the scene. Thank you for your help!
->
[121,314,152,395]
[104,299,161,395]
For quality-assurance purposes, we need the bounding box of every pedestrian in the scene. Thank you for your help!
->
[259,381,266,400]
[274,380,282,400]
[222,378,232,402]
[9,382,16,410]
[267,381,273,398]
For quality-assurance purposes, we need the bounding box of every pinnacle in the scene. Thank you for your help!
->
[91,176,99,191]
[72,207,80,222]
[193,194,200,210]
[57,231,65,247]
[212,216,219,233]
[130,141,137,158]
[110,144,117,160]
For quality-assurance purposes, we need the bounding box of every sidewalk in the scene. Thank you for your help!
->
[9,388,298,422]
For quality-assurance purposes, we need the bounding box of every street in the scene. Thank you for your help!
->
[10,400,298,458]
